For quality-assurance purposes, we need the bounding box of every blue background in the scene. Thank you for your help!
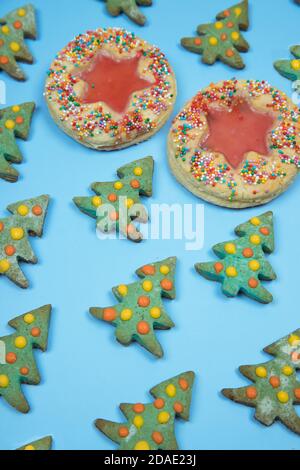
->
[0,0,300,450]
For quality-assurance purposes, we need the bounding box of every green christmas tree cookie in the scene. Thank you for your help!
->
[0,4,36,80]
[181,0,249,69]
[0,195,50,288]
[274,45,300,90]
[17,436,53,450]
[103,0,152,25]
[195,212,276,304]
[95,371,195,450]
[90,257,176,357]
[73,157,153,243]
[0,102,35,182]
[222,331,300,435]
[0,305,51,414]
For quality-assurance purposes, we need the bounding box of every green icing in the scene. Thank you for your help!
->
[195,212,276,304]
[17,436,53,450]
[222,331,300,435]
[0,195,50,288]
[0,305,51,414]
[73,157,154,243]
[0,102,35,182]
[181,0,249,70]
[95,371,195,450]
[90,257,176,357]
[103,0,152,25]
[0,4,36,80]
[274,45,300,86]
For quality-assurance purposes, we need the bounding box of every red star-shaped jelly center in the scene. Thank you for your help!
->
[204,100,276,169]
[78,53,153,114]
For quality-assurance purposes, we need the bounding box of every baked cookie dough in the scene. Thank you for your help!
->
[45,27,176,150]
[168,79,300,208]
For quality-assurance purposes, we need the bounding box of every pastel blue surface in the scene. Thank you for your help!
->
[1,0,300,450]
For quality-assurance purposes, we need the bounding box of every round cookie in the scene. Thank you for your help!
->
[45,27,176,150]
[168,79,300,209]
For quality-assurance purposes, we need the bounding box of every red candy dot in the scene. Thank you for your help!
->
[31,327,41,337]
[242,248,253,258]
[173,401,184,413]
[0,39,4,47]
[246,386,257,399]
[227,21,234,28]
[109,211,119,221]
[137,321,150,335]
[269,376,280,388]
[130,179,140,189]
[221,33,228,41]
[20,367,29,375]
[154,398,165,409]
[160,279,173,291]
[179,378,189,391]
[6,352,17,364]
[226,49,235,58]
[133,403,145,413]
[0,56,9,65]
[126,224,135,235]
[108,193,117,202]
[138,296,150,308]
[294,388,300,399]
[248,278,258,289]
[4,245,16,256]
[0,222,4,232]
[152,431,164,445]
[142,265,155,276]
[260,227,270,236]
[32,205,43,216]
[118,426,129,438]
[15,116,24,125]
[194,38,202,46]
[13,21,23,29]
[214,262,224,274]
[223,9,230,17]
[103,308,117,322]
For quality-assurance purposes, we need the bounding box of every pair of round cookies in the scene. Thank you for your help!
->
[45,29,300,208]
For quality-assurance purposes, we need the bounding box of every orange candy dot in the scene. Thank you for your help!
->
[152,431,164,445]
[118,426,129,438]
[246,386,257,399]
[4,245,16,256]
[179,379,189,392]
[194,38,202,46]
[138,296,150,308]
[223,9,230,17]
[0,39,4,47]
[269,376,280,388]
[248,278,258,289]
[0,222,3,232]
[154,398,165,409]
[137,321,150,335]
[109,211,119,221]
[103,307,117,322]
[108,193,117,202]
[6,352,17,364]
[243,248,253,258]
[20,367,29,375]
[0,56,9,65]
[142,265,156,276]
[15,116,24,125]
[260,227,270,236]
[227,21,234,28]
[133,403,145,413]
[294,388,300,399]
[214,262,224,274]
[173,401,184,413]
[226,49,235,57]
[160,279,173,291]
[31,327,41,337]
[221,33,228,41]
[13,21,23,29]
[130,179,140,189]
[32,205,43,216]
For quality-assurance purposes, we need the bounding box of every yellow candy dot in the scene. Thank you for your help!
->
[18,8,27,17]
[250,234,261,245]
[10,42,21,53]
[126,198,134,208]
[5,119,15,130]
[134,441,150,450]
[234,7,242,16]
[142,280,153,292]
[15,336,27,349]
[158,411,170,424]
[114,181,123,190]
[225,243,236,255]
[226,266,237,277]
[159,265,170,275]
[209,37,218,46]
[24,446,35,451]
[120,308,132,321]
[24,313,35,324]
[248,260,260,272]
[1,25,10,34]
[133,415,144,429]
[277,391,289,404]
[250,217,261,226]
[92,196,102,207]
[118,284,128,296]
[255,366,267,378]
[288,334,300,346]
[291,60,300,71]
[165,384,176,398]
[0,259,10,273]
[10,227,24,240]
[150,307,161,319]
[231,32,240,41]
[133,167,143,176]
[0,375,9,388]
[12,105,20,113]
[282,365,293,376]
[17,204,29,216]
[215,21,223,29]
